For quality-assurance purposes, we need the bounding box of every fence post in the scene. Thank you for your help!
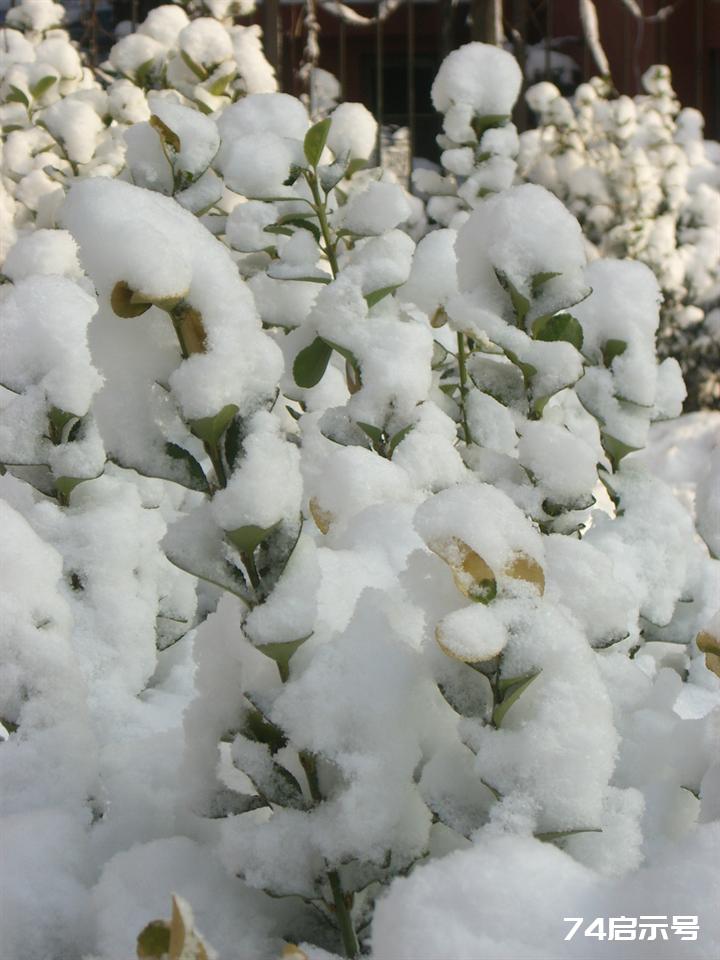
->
[263,0,281,79]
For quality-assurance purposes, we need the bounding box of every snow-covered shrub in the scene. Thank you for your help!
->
[518,67,720,411]
[1,35,719,960]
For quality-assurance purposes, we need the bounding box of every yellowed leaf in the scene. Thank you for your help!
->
[697,625,720,678]
[111,280,151,318]
[173,303,207,355]
[281,946,309,960]
[504,552,545,595]
[309,497,334,535]
[429,537,497,604]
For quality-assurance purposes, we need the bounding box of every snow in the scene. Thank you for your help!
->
[431,42,522,118]
[1,24,719,960]
[327,101,377,160]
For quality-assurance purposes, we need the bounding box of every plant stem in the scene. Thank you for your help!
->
[205,441,226,489]
[328,868,359,959]
[307,171,339,278]
[456,331,472,445]
[300,753,359,958]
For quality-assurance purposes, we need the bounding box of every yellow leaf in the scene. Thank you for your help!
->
[281,946,309,960]
[429,537,497,604]
[169,895,188,960]
[309,497,334,535]
[697,624,720,678]
[504,552,545,595]
[173,303,207,355]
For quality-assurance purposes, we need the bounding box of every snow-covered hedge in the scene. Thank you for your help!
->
[517,68,720,411]
[1,8,719,959]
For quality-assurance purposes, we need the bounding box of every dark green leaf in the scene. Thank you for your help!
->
[7,85,29,107]
[504,349,537,388]
[263,224,294,237]
[365,284,399,308]
[204,787,267,818]
[303,117,332,167]
[293,336,333,388]
[149,114,181,152]
[275,215,321,242]
[164,442,208,492]
[388,423,414,457]
[602,338,627,367]
[495,269,529,325]
[532,312,584,351]
[356,421,385,445]
[530,271,562,298]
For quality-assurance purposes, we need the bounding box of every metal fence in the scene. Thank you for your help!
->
[5,0,719,151]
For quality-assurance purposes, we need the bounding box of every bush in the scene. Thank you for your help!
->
[1,7,719,958]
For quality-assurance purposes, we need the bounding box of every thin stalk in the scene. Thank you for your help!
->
[300,753,359,958]
[206,442,227,490]
[306,171,339,278]
[456,331,472,445]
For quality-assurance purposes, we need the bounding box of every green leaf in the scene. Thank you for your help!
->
[134,58,155,86]
[472,113,509,138]
[204,787,267,818]
[536,827,603,843]
[493,670,541,727]
[55,476,88,499]
[7,85,29,107]
[530,271,562,298]
[48,406,80,444]
[226,521,281,556]
[30,75,57,99]
[357,421,385,445]
[388,423,414,457]
[180,49,208,80]
[137,920,171,958]
[602,432,639,470]
[164,442,208,492]
[275,215,321,242]
[321,338,360,375]
[495,269,529,325]
[602,338,627,367]
[365,284,399,309]
[189,404,239,446]
[504,349,537,388]
[293,336,333,388]
[207,70,235,96]
[303,117,332,167]
[532,312,584,351]
[149,114,181,152]
[243,703,287,754]
[258,635,310,682]
[263,224,294,237]
[345,157,367,179]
